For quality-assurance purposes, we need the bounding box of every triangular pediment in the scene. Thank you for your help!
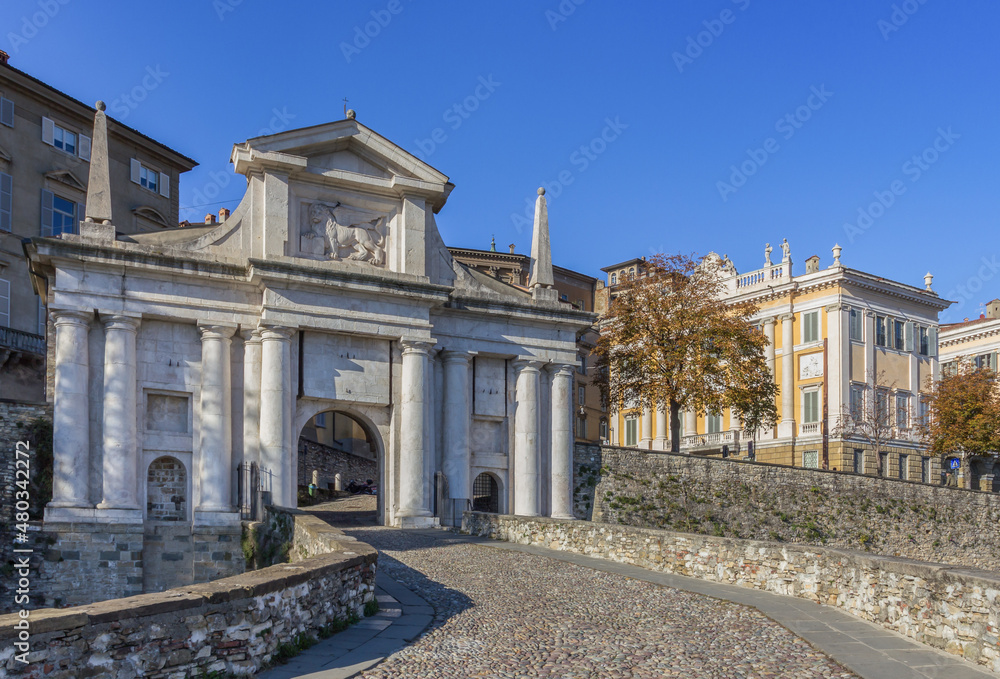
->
[241,119,449,185]
[45,169,86,191]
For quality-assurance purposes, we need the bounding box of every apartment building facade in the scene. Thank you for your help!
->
[600,245,951,482]
[0,52,196,400]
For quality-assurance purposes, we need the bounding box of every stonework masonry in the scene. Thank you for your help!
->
[573,444,1000,572]
[0,509,376,678]
[463,512,1000,672]
[297,438,377,489]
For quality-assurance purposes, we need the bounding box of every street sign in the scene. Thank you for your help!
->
[950,458,960,470]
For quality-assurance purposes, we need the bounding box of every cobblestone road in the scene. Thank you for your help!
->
[313,500,859,679]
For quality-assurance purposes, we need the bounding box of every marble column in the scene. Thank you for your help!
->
[97,314,141,515]
[778,312,795,438]
[513,360,543,517]
[864,311,875,387]
[684,409,697,449]
[398,340,434,525]
[654,405,668,451]
[762,317,776,375]
[442,350,472,522]
[241,328,263,468]
[259,326,294,508]
[826,305,843,433]
[48,310,92,511]
[197,323,237,518]
[549,364,575,519]
[639,408,653,449]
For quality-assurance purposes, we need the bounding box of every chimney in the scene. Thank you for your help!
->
[805,255,820,274]
[205,213,216,224]
[509,244,516,254]
[218,207,230,221]
[987,299,1000,319]
[0,51,9,66]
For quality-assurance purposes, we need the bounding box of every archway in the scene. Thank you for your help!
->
[472,472,501,513]
[296,405,385,525]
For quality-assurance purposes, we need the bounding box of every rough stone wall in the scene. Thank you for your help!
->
[573,444,1000,572]
[297,437,377,488]
[0,514,377,678]
[464,512,1000,672]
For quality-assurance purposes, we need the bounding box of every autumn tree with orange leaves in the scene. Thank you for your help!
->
[594,253,778,453]
[922,360,1000,460]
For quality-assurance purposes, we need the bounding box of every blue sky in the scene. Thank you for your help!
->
[4,0,997,321]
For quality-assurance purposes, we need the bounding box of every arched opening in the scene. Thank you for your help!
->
[297,407,382,524]
[472,472,500,513]
[146,456,187,522]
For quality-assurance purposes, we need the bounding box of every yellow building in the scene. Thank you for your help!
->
[601,244,952,482]
[939,299,1000,374]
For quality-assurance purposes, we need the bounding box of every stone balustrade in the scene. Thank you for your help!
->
[0,511,376,678]
[463,512,1000,673]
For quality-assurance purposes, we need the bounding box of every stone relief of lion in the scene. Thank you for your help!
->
[301,201,387,266]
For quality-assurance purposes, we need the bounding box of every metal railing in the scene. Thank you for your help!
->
[0,327,44,355]
[237,462,273,520]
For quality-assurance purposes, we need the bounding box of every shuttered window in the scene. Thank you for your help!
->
[0,278,9,327]
[849,307,862,340]
[41,116,89,160]
[803,390,819,423]
[131,158,170,198]
[41,190,81,237]
[802,310,819,343]
[0,172,11,232]
[0,98,13,128]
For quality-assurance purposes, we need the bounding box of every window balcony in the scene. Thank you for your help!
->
[799,421,821,436]
[0,327,45,356]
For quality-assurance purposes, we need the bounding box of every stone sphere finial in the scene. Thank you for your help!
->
[537,187,545,196]
[95,100,106,112]
[346,109,356,120]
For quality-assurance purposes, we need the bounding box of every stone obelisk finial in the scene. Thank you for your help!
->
[529,188,556,302]
[80,101,115,240]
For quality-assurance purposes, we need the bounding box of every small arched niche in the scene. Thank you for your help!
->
[147,456,187,522]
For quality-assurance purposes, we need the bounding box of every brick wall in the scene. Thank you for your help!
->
[0,512,376,677]
[145,457,186,522]
[574,443,1000,571]
[464,512,1000,672]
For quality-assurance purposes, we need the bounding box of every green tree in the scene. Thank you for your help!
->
[594,253,778,452]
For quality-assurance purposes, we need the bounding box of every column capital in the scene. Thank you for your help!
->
[513,358,545,373]
[778,312,795,321]
[102,313,141,332]
[825,303,847,312]
[240,327,263,344]
[401,338,435,356]
[760,316,776,326]
[198,322,238,340]
[259,325,295,342]
[546,363,576,377]
[51,308,93,327]
[440,349,472,365]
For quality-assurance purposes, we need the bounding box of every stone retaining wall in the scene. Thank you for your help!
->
[297,438,377,489]
[0,511,376,678]
[574,444,1000,571]
[463,512,1000,672]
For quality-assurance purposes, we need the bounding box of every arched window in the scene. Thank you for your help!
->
[472,473,499,513]
[610,273,617,285]
[628,267,635,279]
[599,417,608,442]
[147,456,186,522]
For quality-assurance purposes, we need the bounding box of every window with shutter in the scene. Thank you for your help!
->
[40,189,53,236]
[0,278,9,327]
[0,98,13,128]
[130,158,141,184]
[849,307,863,341]
[0,172,11,232]
[159,172,170,198]
[928,327,938,357]
[802,310,819,343]
[78,134,91,161]
[875,315,887,347]
[803,390,819,423]
[904,321,914,352]
[41,117,54,145]
[894,320,905,350]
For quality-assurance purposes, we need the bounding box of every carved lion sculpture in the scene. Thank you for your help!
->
[308,202,386,266]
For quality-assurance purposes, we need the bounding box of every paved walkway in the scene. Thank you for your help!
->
[258,501,995,678]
